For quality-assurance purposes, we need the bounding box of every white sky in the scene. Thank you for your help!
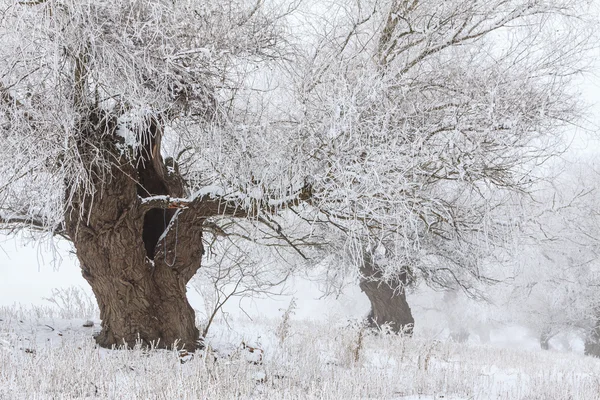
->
[0,234,84,305]
[0,232,369,321]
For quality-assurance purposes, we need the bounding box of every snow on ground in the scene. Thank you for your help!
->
[3,235,600,398]
[1,302,600,399]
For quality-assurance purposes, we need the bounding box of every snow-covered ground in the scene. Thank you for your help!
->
[3,235,600,399]
[1,300,600,400]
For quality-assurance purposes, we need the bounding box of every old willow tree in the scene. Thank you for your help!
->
[0,0,309,350]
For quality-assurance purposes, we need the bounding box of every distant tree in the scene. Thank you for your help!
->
[289,0,592,332]
[506,160,600,355]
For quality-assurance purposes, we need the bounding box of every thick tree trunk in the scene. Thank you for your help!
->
[359,252,414,334]
[64,110,305,350]
[75,240,200,350]
[64,111,204,350]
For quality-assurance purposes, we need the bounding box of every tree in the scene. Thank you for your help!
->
[0,0,306,350]
[359,246,415,333]
[476,153,600,354]
[0,0,592,350]
[289,0,591,332]
[517,159,600,355]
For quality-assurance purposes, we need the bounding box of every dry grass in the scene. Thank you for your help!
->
[1,302,600,399]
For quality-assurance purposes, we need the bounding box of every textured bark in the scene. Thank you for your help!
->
[64,111,204,350]
[359,253,414,334]
[62,110,310,350]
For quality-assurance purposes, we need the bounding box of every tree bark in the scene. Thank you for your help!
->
[359,252,414,334]
[61,110,310,350]
[64,111,205,350]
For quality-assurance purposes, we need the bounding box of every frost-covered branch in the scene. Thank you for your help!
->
[139,181,312,219]
[0,214,68,239]
[286,0,594,292]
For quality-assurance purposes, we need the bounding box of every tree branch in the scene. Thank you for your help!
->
[149,182,313,281]
[0,215,69,240]
[139,181,313,219]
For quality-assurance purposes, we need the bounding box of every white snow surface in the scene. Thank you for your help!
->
[1,304,600,399]
[2,235,600,398]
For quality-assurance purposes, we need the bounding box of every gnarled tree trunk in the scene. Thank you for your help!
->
[359,252,414,334]
[63,111,219,350]
[61,106,310,350]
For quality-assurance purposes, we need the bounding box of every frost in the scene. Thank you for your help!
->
[115,108,155,149]
[267,194,297,207]
[1,306,599,398]
[156,209,182,245]
[169,47,211,61]
[0,338,11,353]
[192,185,226,199]
[115,123,137,148]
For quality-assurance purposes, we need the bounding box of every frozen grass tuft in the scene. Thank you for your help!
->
[1,305,600,399]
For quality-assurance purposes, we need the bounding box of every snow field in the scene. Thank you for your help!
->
[1,304,600,399]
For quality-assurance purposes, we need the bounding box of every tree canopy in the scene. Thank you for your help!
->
[0,0,595,348]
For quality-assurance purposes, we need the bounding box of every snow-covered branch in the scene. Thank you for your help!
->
[0,214,67,239]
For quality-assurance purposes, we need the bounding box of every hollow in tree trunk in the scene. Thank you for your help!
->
[359,252,414,334]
